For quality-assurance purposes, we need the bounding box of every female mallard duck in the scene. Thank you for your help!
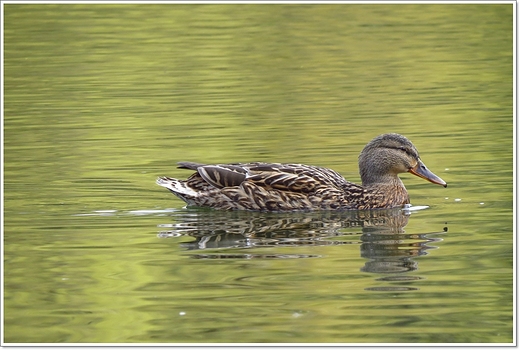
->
[157,133,447,211]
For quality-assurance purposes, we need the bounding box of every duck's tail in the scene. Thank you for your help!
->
[156,177,199,204]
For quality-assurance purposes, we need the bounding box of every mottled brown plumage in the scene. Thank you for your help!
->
[157,133,447,211]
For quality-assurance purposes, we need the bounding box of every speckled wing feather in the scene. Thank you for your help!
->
[197,165,247,188]
[235,163,365,210]
[177,161,205,170]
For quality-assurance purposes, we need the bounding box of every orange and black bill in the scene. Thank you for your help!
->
[408,160,447,187]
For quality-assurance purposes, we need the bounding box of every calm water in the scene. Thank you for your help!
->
[4,3,514,344]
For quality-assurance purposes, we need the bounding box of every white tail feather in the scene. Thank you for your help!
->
[156,177,199,198]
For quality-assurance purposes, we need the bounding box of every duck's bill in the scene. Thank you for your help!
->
[408,160,447,187]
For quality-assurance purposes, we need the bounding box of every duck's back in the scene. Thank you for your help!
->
[157,162,367,211]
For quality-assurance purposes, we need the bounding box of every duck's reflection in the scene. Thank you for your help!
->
[157,208,444,279]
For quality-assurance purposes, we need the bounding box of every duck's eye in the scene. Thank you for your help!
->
[398,146,416,158]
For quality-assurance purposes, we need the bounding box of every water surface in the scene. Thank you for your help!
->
[4,3,513,344]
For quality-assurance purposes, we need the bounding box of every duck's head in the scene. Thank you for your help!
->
[358,133,447,188]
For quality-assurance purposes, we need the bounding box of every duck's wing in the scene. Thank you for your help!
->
[245,163,349,193]
[178,162,248,189]
[169,162,359,210]
[177,161,205,170]
[197,165,248,188]
[178,162,350,193]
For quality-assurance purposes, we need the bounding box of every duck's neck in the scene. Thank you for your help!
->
[362,175,410,207]
[361,172,402,187]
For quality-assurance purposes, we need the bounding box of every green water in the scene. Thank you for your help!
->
[4,3,513,344]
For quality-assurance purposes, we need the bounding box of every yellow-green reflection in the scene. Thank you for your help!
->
[4,3,513,344]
